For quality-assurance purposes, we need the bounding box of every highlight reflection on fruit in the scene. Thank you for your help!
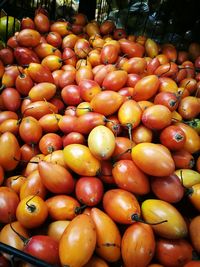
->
[0,5,200,267]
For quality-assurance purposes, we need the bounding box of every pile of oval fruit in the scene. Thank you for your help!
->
[0,6,200,267]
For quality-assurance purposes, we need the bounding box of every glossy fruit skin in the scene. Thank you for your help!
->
[99,160,115,184]
[0,132,21,171]
[0,221,29,251]
[47,220,70,242]
[189,215,200,254]
[155,238,193,267]
[26,63,54,84]
[102,70,128,91]
[34,13,50,33]
[5,175,26,194]
[46,31,62,48]
[94,64,116,86]
[28,82,56,102]
[118,99,142,129]
[75,177,104,206]
[131,143,175,177]
[131,125,153,144]
[1,87,21,112]
[159,125,186,151]
[38,161,75,194]
[133,75,160,101]
[2,65,23,88]
[172,150,195,169]
[39,133,63,155]
[19,116,43,145]
[154,62,178,77]
[14,47,40,65]
[88,125,116,160]
[151,174,185,203]
[141,199,188,239]
[44,150,67,167]
[20,170,47,200]
[16,195,48,229]
[0,118,19,135]
[0,111,18,124]
[59,214,96,267]
[122,57,147,74]
[90,90,123,116]
[0,187,19,223]
[103,189,141,224]
[0,47,14,65]
[62,132,86,146]
[46,195,80,221]
[122,222,155,267]
[100,20,115,35]
[111,136,133,161]
[175,169,200,188]
[61,84,82,106]
[23,100,58,120]
[100,44,118,64]
[39,113,62,133]
[145,38,159,58]
[90,208,121,262]
[24,235,59,265]
[83,256,109,267]
[178,96,200,120]
[63,144,101,176]
[142,104,172,130]
[24,154,44,177]
[16,29,41,47]
[174,122,200,154]
[34,43,61,59]
[119,39,144,58]
[15,72,34,96]
[112,159,150,195]
[154,91,179,111]
[188,183,200,211]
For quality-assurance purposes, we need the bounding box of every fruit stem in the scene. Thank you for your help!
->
[131,213,168,225]
[25,191,39,213]
[13,157,39,164]
[21,106,34,117]
[17,66,25,78]
[0,242,55,267]
[74,204,87,214]
[22,64,29,68]
[126,123,133,141]
[157,62,172,77]
[9,223,28,245]
[76,107,93,111]
[115,53,128,69]
[0,84,5,91]
[111,148,132,164]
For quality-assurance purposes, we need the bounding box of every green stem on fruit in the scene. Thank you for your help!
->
[25,191,39,213]
[111,148,132,164]
[131,213,168,225]
[115,53,128,69]
[76,107,93,111]
[21,106,34,117]
[157,62,172,77]
[13,175,23,181]
[0,84,5,91]
[9,223,28,245]
[17,65,25,78]
[22,64,29,68]
[126,123,133,141]
[74,204,87,214]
